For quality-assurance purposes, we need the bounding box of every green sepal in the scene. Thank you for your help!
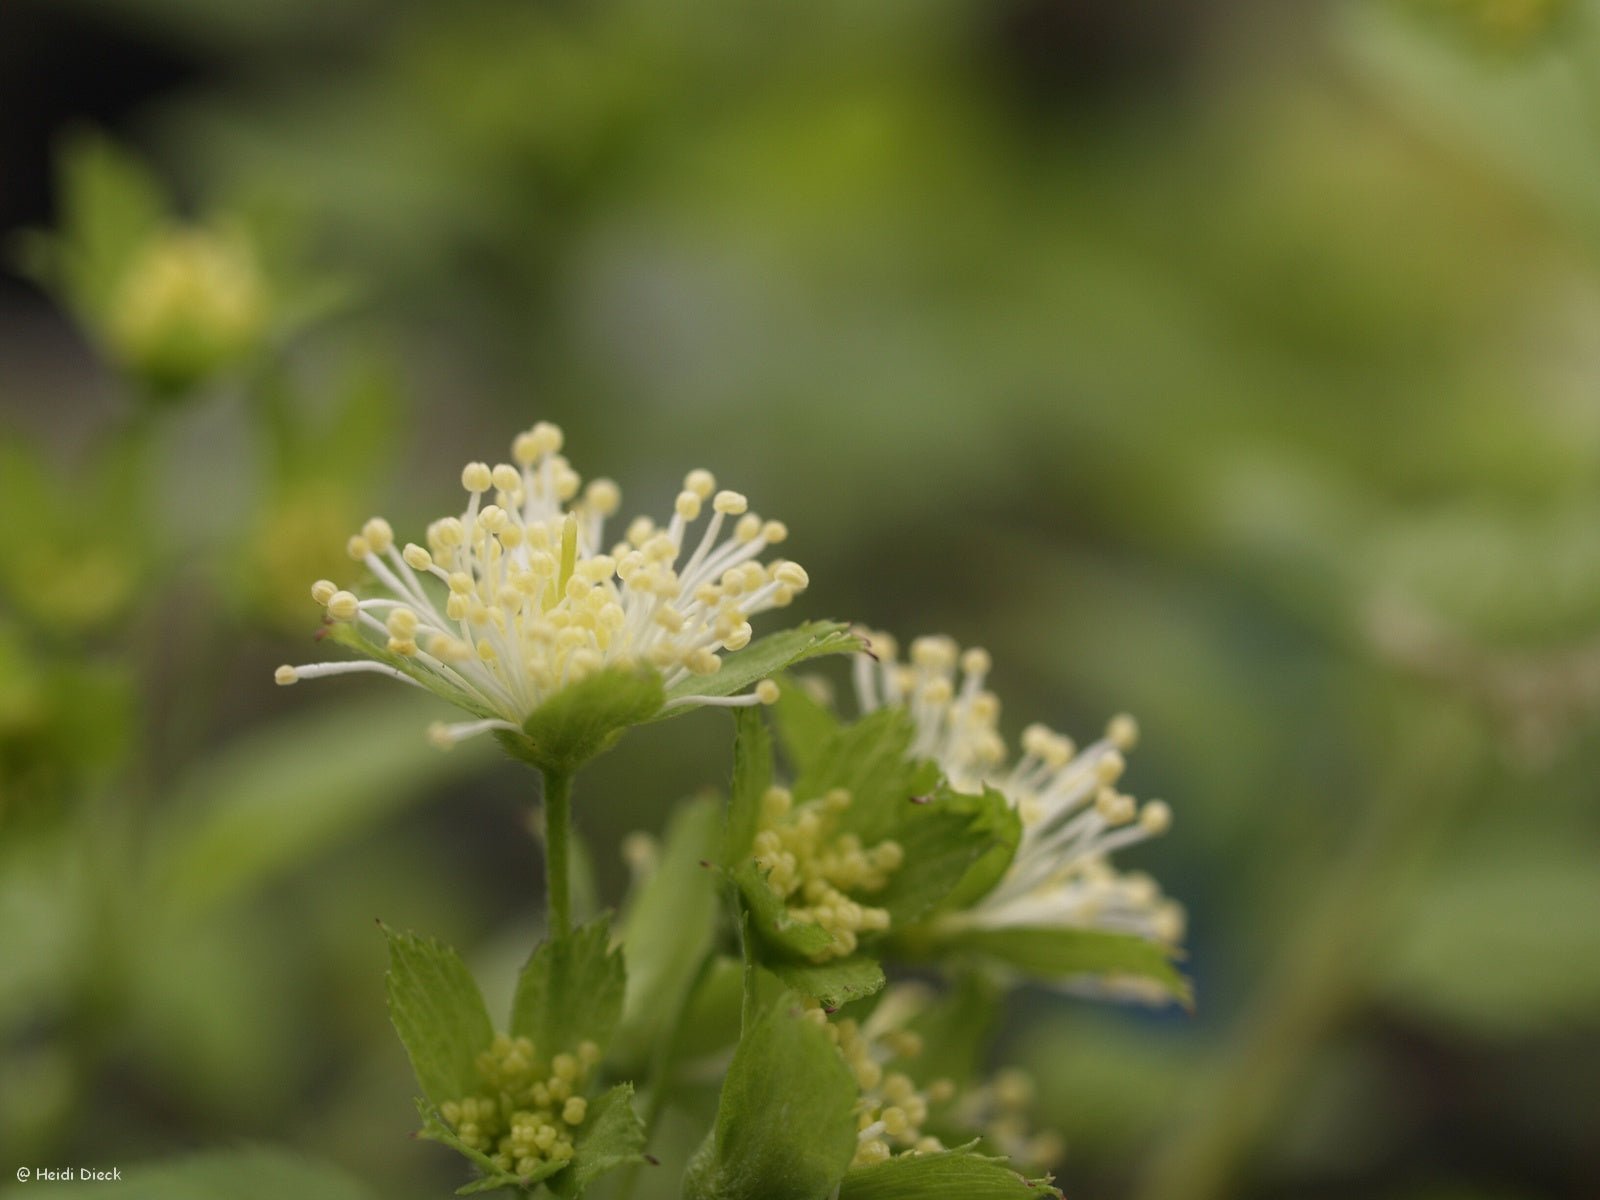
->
[657,621,865,710]
[733,858,839,960]
[503,666,666,774]
[511,915,626,1059]
[767,956,886,1010]
[383,926,494,1107]
[546,1084,648,1198]
[682,991,859,1200]
[837,1147,1062,1199]
[791,708,939,845]
[862,780,1015,928]
[914,926,1192,1008]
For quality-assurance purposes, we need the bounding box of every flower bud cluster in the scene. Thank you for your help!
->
[440,1032,601,1177]
[948,1067,1064,1169]
[753,785,902,961]
[803,989,953,1167]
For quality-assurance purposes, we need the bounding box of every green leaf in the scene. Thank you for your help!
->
[155,696,489,917]
[723,706,774,867]
[934,789,1022,913]
[794,708,940,845]
[511,916,626,1059]
[768,956,886,1009]
[614,798,722,1067]
[660,621,865,708]
[547,1084,648,1198]
[0,1146,376,1200]
[682,991,859,1200]
[866,782,1014,927]
[770,676,842,774]
[926,926,1190,1007]
[509,666,666,773]
[384,927,495,1106]
[838,1148,1061,1199]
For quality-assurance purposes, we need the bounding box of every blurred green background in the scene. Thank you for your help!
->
[1,0,1597,1196]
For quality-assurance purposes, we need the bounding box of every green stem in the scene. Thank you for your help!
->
[542,768,574,937]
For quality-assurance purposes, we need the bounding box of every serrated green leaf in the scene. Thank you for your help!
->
[511,916,626,1059]
[511,666,666,773]
[0,1146,375,1200]
[768,956,886,1009]
[927,926,1190,1007]
[682,991,859,1200]
[547,1084,648,1198]
[660,621,865,708]
[723,706,774,867]
[838,1148,1061,1199]
[870,783,1015,927]
[155,696,489,917]
[770,676,842,774]
[935,789,1022,913]
[615,798,722,1067]
[795,708,940,845]
[384,928,494,1106]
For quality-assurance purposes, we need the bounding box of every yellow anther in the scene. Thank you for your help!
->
[675,490,702,520]
[274,665,298,685]
[1108,712,1139,750]
[585,478,621,515]
[346,534,371,560]
[310,579,337,605]
[1095,749,1126,783]
[362,517,394,553]
[684,468,716,498]
[402,543,433,571]
[960,647,991,677]
[774,561,809,589]
[1140,800,1172,834]
[461,462,493,493]
[755,679,780,705]
[491,463,521,493]
[762,519,788,543]
[712,489,747,515]
[327,590,360,621]
[562,1097,587,1125]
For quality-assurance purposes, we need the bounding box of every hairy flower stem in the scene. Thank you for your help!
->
[542,768,574,937]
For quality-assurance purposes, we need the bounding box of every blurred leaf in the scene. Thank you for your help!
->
[770,675,843,773]
[902,973,1000,1088]
[733,856,839,960]
[384,927,494,1107]
[1377,840,1600,1034]
[155,696,487,916]
[682,991,858,1200]
[838,1148,1061,1199]
[511,915,626,1058]
[615,797,721,1066]
[866,781,1014,928]
[768,956,886,1009]
[660,621,865,708]
[919,927,1190,1007]
[546,1084,648,1198]
[0,1146,375,1199]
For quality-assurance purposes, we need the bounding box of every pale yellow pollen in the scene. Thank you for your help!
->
[774,562,809,589]
[755,679,780,705]
[585,478,621,515]
[713,489,748,515]
[461,462,493,493]
[327,590,360,621]
[1108,712,1139,750]
[310,579,337,605]
[491,463,521,493]
[362,517,394,554]
[684,468,715,499]
[346,534,370,560]
[1139,799,1172,834]
[274,665,298,685]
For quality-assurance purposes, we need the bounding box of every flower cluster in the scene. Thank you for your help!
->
[803,990,953,1166]
[855,632,1186,956]
[275,423,806,746]
[752,784,902,961]
[440,1033,601,1176]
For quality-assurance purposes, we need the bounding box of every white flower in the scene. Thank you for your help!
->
[276,422,802,746]
[853,632,1185,953]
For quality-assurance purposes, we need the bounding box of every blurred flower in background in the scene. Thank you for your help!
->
[0,0,1598,1198]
